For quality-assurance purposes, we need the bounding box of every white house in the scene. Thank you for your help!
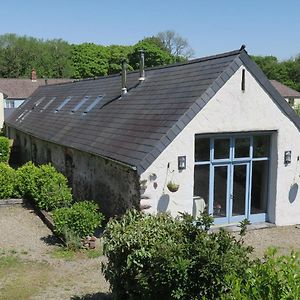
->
[270,79,300,107]
[5,47,300,226]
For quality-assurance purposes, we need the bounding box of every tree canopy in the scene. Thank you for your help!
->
[0,33,299,93]
[252,55,300,91]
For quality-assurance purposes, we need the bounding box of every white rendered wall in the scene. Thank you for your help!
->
[140,66,300,226]
[0,93,4,129]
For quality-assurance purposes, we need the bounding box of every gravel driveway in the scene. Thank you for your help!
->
[1,204,300,299]
[0,203,110,300]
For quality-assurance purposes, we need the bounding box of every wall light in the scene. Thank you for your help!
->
[284,151,292,165]
[178,156,186,170]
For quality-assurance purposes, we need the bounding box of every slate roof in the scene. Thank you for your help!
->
[270,80,300,98]
[6,48,300,174]
[0,78,72,99]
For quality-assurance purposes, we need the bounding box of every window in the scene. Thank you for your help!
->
[41,97,56,111]
[55,96,72,112]
[83,95,104,114]
[71,96,90,113]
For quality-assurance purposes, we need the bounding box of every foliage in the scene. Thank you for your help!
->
[33,164,73,211]
[107,45,134,74]
[295,104,300,117]
[157,30,194,59]
[252,54,300,92]
[0,163,18,199]
[71,43,110,78]
[0,136,10,163]
[222,248,300,300]
[52,201,104,238]
[0,33,73,78]
[128,39,175,69]
[102,210,252,300]
[61,227,82,251]
[15,161,40,200]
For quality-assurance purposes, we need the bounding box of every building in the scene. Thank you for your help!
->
[270,79,300,107]
[5,47,300,226]
[0,70,72,127]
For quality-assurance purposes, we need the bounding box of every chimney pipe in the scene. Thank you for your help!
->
[121,59,127,96]
[31,68,37,82]
[139,50,145,82]
[44,77,48,85]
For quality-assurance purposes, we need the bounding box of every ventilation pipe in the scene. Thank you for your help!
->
[139,50,145,82]
[121,59,127,95]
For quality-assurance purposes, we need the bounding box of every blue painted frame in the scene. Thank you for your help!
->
[194,133,270,224]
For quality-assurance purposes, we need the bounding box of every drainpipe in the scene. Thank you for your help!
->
[121,59,127,96]
[139,49,145,82]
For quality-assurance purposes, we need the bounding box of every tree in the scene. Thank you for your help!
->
[128,39,175,70]
[71,43,109,78]
[0,33,73,78]
[106,45,133,74]
[156,30,194,59]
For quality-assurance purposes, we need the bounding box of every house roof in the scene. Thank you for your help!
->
[270,80,300,98]
[0,78,72,99]
[6,48,300,174]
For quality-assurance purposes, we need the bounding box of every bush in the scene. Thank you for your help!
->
[16,162,40,200]
[102,211,252,300]
[52,201,104,238]
[0,137,10,163]
[34,164,73,211]
[0,163,18,199]
[222,248,300,300]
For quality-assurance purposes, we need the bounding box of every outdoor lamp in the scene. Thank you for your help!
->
[178,156,186,170]
[284,151,292,165]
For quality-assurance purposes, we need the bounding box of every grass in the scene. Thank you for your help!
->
[0,250,54,300]
[51,247,103,261]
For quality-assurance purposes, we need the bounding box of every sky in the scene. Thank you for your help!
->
[1,0,299,60]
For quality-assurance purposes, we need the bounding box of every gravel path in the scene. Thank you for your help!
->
[0,204,110,300]
[243,224,300,257]
[1,204,300,299]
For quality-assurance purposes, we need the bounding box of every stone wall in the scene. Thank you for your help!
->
[8,128,140,217]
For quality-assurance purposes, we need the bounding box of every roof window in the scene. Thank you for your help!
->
[41,97,56,111]
[55,96,72,113]
[71,96,90,113]
[83,95,104,115]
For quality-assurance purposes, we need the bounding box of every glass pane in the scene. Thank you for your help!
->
[253,135,270,158]
[193,165,209,216]
[232,165,247,216]
[251,161,268,214]
[195,137,210,162]
[214,139,230,159]
[235,138,250,158]
[213,166,227,218]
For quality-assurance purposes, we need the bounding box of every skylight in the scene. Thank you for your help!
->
[83,95,104,115]
[34,96,46,108]
[71,96,90,113]
[41,97,56,111]
[55,96,72,113]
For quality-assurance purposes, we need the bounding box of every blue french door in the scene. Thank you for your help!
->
[212,162,250,224]
[194,134,269,225]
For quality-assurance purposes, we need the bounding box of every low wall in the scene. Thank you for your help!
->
[8,128,140,217]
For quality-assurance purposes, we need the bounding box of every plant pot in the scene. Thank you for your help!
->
[167,183,179,193]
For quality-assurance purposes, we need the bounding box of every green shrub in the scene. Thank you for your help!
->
[16,162,40,200]
[222,248,300,300]
[102,211,252,300]
[0,137,10,163]
[295,104,300,117]
[0,163,18,199]
[34,164,73,211]
[52,201,104,238]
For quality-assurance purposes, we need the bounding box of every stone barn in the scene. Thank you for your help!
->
[5,47,300,225]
